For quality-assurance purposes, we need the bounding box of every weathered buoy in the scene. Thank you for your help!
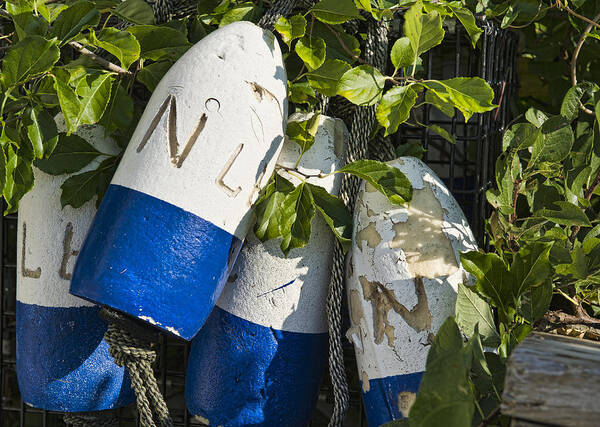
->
[17,122,133,411]
[185,113,347,426]
[346,156,477,425]
[70,21,287,340]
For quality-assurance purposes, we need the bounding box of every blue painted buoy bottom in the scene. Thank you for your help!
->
[186,306,328,426]
[16,302,134,412]
[362,371,423,426]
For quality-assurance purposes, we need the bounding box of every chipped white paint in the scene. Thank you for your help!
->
[216,113,347,333]
[111,21,287,238]
[346,156,477,383]
[17,118,120,308]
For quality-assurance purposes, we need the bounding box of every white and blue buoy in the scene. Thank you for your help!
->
[346,157,477,425]
[70,21,287,340]
[185,113,347,426]
[16,122,133,411]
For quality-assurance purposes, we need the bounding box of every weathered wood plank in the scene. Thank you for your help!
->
[502,332,600,426]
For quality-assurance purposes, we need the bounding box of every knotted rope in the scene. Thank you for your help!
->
[100,308,173,427]
[63,411,118,427]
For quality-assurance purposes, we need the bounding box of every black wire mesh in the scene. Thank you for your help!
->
[0,17,518,427]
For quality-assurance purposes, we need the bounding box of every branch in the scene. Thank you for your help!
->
[68,41,133,76]
[478,407,501,427]
[570,11,600,116]
[558,1,600,30]
[276,165,327,179]
[544,310,600,327]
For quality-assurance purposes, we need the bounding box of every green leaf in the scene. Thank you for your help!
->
[52,70,81,134]
[295,36,326,71]
[311,21,360,63]
[338,65,385,106]
[396,142,426,159]
[536,201,591,227]
[460,251,514,323]
[376,85,419,136]
[525,107,548,128]
[100,83,134,132]
[2,36,60,87]
[408,317,474,427]
[128,25,190,61]
[3,145,35,214]
[424,124,456,144]
[286,113,321,155]
[23,107,59,159]
[310,0,360,25]
[90,28,140,69]
[137,61,173,92]
[306,60,351,97]
[455,283,499,347]
[289,81,318,105]
[449,5,483,48]
[280,182,316,256]
[561,82,596,122]
[390,37,415,70]
[503,122,539,151]
[425,90,455,118]
[308,183,352,251]
[404,3,444,57]
[519,279,552,323]
[529,115,574,165]
[113,0,155,25]
[511,243,553,298]
[34,133,101,175]
[337,159,412,205]
[254,173,295,242]
[421,77,496,122]
[60,156,117,208]
[52,1,100,45]
[219,3,262,27]
[274,15,306,47]
[73,73,113,128]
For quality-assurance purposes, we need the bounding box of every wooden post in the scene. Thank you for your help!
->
[502,332,600,426]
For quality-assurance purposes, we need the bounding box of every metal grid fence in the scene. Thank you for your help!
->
[0,17,518,427]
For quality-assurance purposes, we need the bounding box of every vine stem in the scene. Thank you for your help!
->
[557,1,600,30]
[277,165,329,180]
[68,41,133,76]
[570,11,600,116]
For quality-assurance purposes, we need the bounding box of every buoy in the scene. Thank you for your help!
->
[185,113,347,426]
[346,156,477,425]
[16,120,133,411]
[70,21,287,340]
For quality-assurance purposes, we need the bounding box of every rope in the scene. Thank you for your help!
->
[100,309,173,427]
[325,18,390,427]
[63,411,118,427]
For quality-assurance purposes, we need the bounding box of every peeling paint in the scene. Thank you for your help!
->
[359,276,432,346]
[390,182,459,279]
[361,371,371,392]
[398,391,416,418]
[356,222,382,251]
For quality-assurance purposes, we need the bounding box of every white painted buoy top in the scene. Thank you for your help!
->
[18,119,120,308]
[216,112,347,333]
[111,20,288,236]
[346,156,477,425]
